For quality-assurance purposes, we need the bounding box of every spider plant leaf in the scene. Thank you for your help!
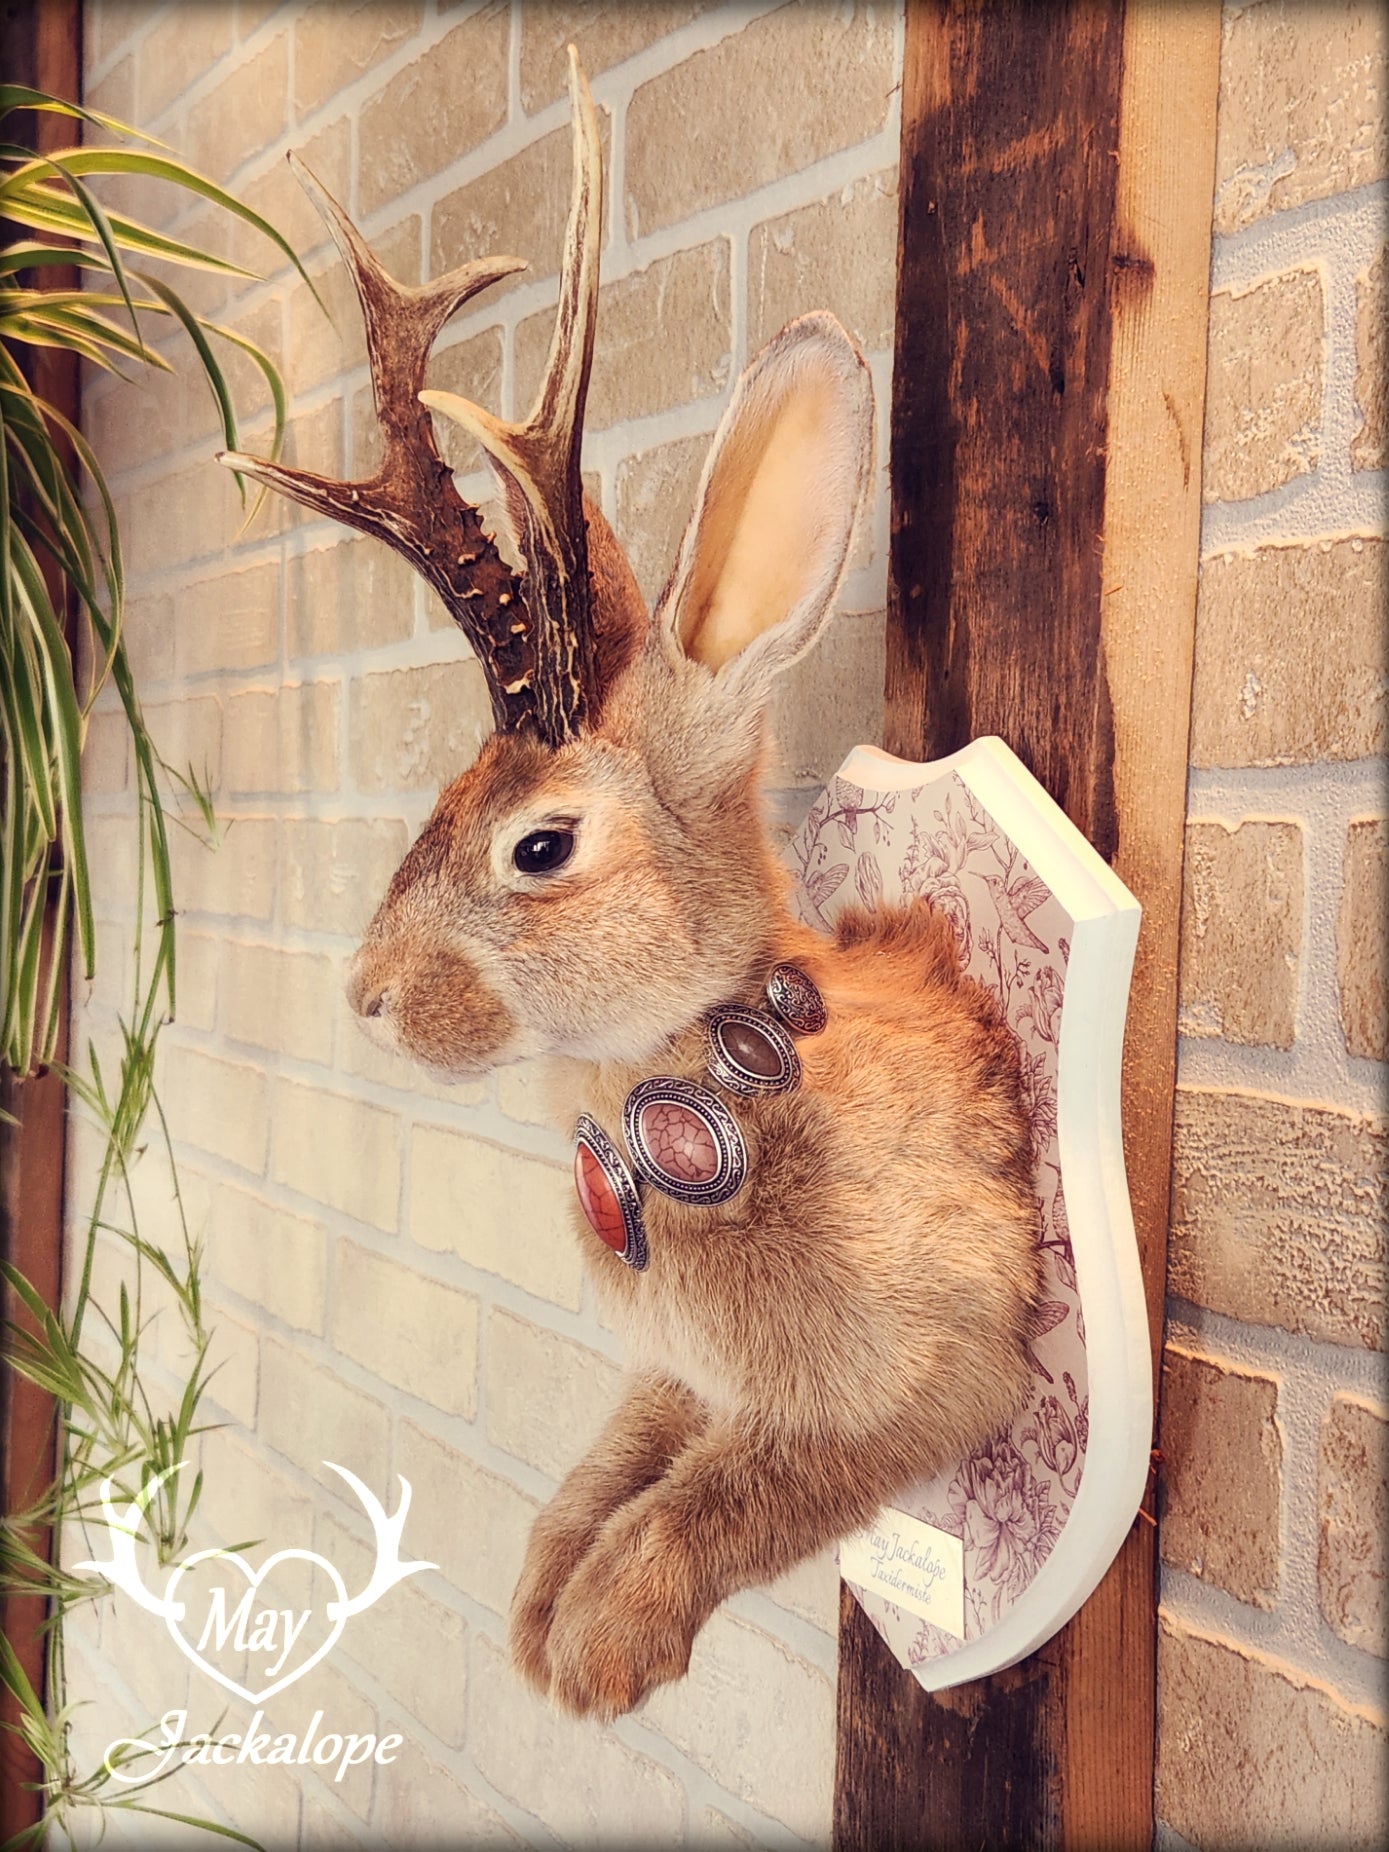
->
[138,273,236,458]
[21,150,146,349]
[2,182,258,276]
[26,146,315,293]
[0,83,166,147]
[0,241,114,278]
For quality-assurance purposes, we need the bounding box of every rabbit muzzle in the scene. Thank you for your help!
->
[346,938,518,1079]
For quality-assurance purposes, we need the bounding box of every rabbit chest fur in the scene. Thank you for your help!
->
[560,905,1038,1456]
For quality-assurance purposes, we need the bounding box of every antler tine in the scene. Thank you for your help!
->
[420,44,605,743]
[220,180,536,736]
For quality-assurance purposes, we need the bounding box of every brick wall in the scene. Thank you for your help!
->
[67,2,1387,1846]
[1155,5,1387,1848]
[69,3,901,1845]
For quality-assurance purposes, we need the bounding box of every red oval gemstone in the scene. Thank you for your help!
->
[640,1100,719,1186]
[575,1139,628,1253]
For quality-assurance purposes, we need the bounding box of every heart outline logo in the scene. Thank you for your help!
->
[163,1547,348,1705]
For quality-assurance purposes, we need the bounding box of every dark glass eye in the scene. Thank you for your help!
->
[512,829,575,875]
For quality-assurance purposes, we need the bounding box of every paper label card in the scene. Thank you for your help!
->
[838,1509,966,1640]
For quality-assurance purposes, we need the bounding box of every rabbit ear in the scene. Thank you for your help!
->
[660,313,873,699]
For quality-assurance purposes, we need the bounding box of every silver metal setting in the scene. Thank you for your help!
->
[703,1005,801,1097]
[574,1113,648,1270]
[765,962,827,1036]
[622,1077,748,1207]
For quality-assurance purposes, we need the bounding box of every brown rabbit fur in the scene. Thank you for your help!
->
[348,314,1041,1720]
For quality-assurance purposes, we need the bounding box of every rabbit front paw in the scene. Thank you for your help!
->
[509,1511,603,1693]
[544,1513,698,1719]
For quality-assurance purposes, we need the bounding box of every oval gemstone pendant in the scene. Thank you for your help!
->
[704,1006,801,1096]
[765,963,827,1036]
[623,1078,748,1206]
[574,1114,648,1270]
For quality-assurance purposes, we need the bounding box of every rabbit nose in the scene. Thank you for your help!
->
[347,960,391,1020]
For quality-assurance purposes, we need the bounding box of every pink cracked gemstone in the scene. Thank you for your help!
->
[575,1140,627,1253]
[640,1100,719,1186]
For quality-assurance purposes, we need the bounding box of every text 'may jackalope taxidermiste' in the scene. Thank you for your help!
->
[224,53,1041,1719]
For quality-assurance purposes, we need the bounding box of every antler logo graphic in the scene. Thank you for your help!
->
[75,1463,435,1704]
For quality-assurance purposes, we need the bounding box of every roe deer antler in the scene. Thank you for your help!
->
[220,48,604,746]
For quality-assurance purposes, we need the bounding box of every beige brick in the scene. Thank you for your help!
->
[221,938,338,1063]
[394,1421,540,1618]
[143,693,223,794]
[259,1333,389,1494]
[1191,539,1386,767]
[615,431,711,607]
[203,1304,260,1428]
[182,31,288,185]
[403,327,505,484]
[1169,1089,1387,1350]
[769,610,886,788]
[1156,1615,1388,1850]
[486,1310,621,1481]
[1353,243,1387,471]
[1213,1,1387,234]
[224,681,340,796]
[272,1077,401,1230]
[516,240,731,431]
[428,112,612,304]
[337,1022,487,1106]
[1178,818,1303,1049]
[236,0,282,40]
[330,1240,478,1416]
[256,399,347,540]
[230,116,352,279]
[627,5,895,236]
[495,1060,557,1129]
[519,1,718,112]
[348,660,493,792]
[208,1183,329,1335]
[470,1632,684,1839]
[286,218,420,399]
[1158,1345,1281,1607]
[135,2,234,123]
[85,51,135,124]
[174,560,280,677]
[82,707,130,795]
[372,1735,521,1847]
[357,8,509,218]
[188,1426,313,1554]
[280,816,409,936]
[164,1045,269,1173]
[88,0,152,74]
[169,814,276,922]
[409,1126,583,1311]
[644,1609,834,1839]
[1203,268,1323,503]
[293,0,423,122]
[765,1546,841,1636]
[750,169,898,355]
[174,929,220,1033]
[122,591,176,687]
[287,535,415,660]
[1338,818,1388,1061]
[1320,1393,1388,1656]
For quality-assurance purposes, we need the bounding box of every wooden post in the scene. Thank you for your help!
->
[0,0,83,1836]
[833,4,1220,1846]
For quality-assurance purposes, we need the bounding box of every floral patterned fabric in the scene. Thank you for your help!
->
[789,770,1087,1668]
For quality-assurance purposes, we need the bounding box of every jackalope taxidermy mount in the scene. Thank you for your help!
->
[225,53,1040,1719]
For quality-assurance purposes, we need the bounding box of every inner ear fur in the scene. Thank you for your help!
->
[663,313,873,689]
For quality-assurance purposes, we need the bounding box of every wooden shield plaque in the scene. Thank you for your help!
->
[787,737,1146,1690]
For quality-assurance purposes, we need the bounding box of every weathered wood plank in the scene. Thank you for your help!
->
[0,0,82,1835]
[836,1,1219,1844]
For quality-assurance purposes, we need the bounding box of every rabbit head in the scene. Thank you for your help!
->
[222,53,871,1080]
[347,315,873,1078]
